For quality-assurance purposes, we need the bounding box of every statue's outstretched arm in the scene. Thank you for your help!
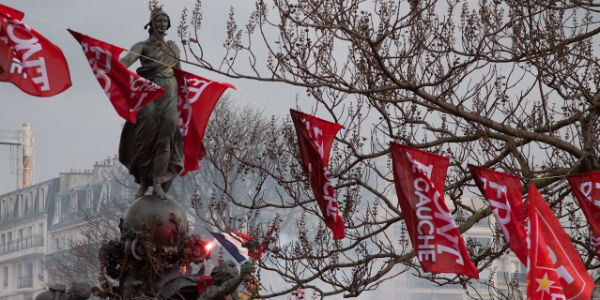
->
[201,276,242,299]
[200,261,255,300]
[119,42,144,68]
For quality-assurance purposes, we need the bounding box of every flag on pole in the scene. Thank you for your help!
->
[391,143,479,278]
[68,29,164,123]
[0,4,71,97]
[469,165,527,264]
[566,171,600,260]
[290,109,345,240]
[0,41,12,74]
[173,68,235,176]
[209,231,248,263]
[526,185,593,300]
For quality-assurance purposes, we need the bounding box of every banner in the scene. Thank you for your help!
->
[0,4,71,97]
[0,41,10,73]
[68,29,164,123]
[209,231,248,263]
[468,165,527,264]
[290,109,345,240]
[391,143,478,278]
[526,185,593,300]
[173,68,235,176]
[567,171,600,260]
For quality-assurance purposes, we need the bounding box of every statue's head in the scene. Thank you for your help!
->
[145,7,171,36]
[210,261,239,286]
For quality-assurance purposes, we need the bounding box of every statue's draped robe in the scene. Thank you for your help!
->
[119,39,183,186]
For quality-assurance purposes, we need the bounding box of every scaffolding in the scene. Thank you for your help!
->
[0,123,34,190]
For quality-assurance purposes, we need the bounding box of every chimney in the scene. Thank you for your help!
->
[20,123,34,188]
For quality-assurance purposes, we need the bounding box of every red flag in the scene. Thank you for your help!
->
[469,165,527,264]
[290,109,345,240]
[68,29,164,123]
[0,41,11,73]
[526,185,593,300]
[567,171,600,260]
[173,68,235,176]
[232,217,280,260]
[391,143,478,278]
[0,4,71,97]
[232,231,261,260]
[260,216,280,254]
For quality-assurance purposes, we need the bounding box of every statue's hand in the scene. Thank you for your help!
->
[240,260,256,280]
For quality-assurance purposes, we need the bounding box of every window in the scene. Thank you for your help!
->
[34,192,39,213]
[55,238,60,251]
[26,263,33,286]
[13,198,19,218]
[497,258,505,273]
[39,186,46,212]
[510,261,519,273]
[3,266,7,287]
[24,195,29,216]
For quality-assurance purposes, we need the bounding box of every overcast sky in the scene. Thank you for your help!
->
[0,0,300,194]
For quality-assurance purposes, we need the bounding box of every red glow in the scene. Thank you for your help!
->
[204,242,214,253]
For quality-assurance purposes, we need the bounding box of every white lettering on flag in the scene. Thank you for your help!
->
[408,153,463,265]
[302,117,339,220]
[2,18,50,90]
[579,181,600,207]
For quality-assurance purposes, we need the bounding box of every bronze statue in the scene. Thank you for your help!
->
[119,7,183,199]
[198,260,256,300]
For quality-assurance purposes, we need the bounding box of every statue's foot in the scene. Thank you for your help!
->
[153,182,167,200]
[136,183,148,198]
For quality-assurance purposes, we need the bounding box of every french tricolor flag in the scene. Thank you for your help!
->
[209,231,248,263]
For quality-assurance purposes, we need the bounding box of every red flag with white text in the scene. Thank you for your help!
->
[391,143,478,278]
[290,109,345,240]
[567,171,600,260]
[173,68,235,176]
[0,4,71,97]
[469,165,527,264]
[526,185,593,300]
[68,29,164,123]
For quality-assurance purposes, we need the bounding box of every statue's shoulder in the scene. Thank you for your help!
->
[129,41,146,52]
[166,40,180,51]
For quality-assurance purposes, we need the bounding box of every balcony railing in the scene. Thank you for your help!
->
[0,235,44,256]
[0,209,44,226]
[17,275,33,289]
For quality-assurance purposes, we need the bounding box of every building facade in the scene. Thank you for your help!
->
[0,178,57,300]
[0,157,129,300]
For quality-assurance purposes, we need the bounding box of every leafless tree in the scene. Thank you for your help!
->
[44,98,283,293]
[45,169,132,287]
[174,0,600,298]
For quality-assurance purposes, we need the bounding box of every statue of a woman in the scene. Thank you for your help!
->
[118,7,183,199]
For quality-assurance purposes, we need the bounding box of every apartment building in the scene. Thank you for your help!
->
[0,157,129,300]
[0,178,57,300]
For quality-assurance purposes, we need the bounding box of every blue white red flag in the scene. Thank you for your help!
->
[209,231,248,263]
